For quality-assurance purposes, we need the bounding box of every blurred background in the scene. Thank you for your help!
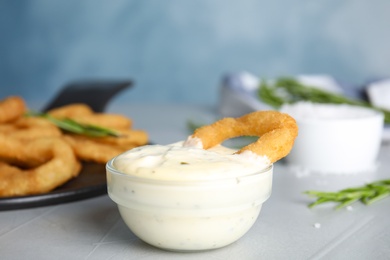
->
[1,0,390,107]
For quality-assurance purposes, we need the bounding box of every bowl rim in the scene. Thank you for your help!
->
[280,102,384,124]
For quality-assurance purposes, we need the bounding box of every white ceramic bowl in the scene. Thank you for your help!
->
[106,158,273,252]
[281,102,384,174]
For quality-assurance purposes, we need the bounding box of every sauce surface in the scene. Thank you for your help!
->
[113,141,270,181]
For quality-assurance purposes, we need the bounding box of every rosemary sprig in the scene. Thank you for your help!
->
[258,77,390,123]
[304,179,390,209]
[28,112,121,137]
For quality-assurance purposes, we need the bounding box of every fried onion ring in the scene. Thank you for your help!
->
[0,133,50,168]
[185,110,298,163]
[0,96,27,123]
[0,135,81,197]
[62,127,148,163]
[0,117,62,141]
[63,135,132,163]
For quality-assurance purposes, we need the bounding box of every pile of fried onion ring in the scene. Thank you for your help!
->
[0,96,148,197]
[185,110,298,164]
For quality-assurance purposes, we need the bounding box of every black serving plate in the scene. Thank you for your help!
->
[0,162,107,211]
[0,80,133,211]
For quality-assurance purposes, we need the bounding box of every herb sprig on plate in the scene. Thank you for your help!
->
[28,112,121,137]
[258,77,390,123]
[304,179,390,209]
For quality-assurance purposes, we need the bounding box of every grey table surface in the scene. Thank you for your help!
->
[1,103,390,260]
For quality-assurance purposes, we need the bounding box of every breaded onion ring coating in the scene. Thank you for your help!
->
[63,135,137,163]
[0,136,81,197]
[70,114,132,130]
[85,129,148,146]
[0,133,51,168]
[47,103,94,117]
[62,127,148,163]
[0,96,27,123]
[62,128,148,163]
[0,117,62,141]
[185,110,298,163]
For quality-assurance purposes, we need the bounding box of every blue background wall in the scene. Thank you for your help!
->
[1,0,390,106]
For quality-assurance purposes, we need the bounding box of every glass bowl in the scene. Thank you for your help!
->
[106,157,273,252]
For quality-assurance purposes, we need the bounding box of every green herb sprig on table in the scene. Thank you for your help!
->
[304,179,390,210]
[28,112,121,137]
[258,77,390,123]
